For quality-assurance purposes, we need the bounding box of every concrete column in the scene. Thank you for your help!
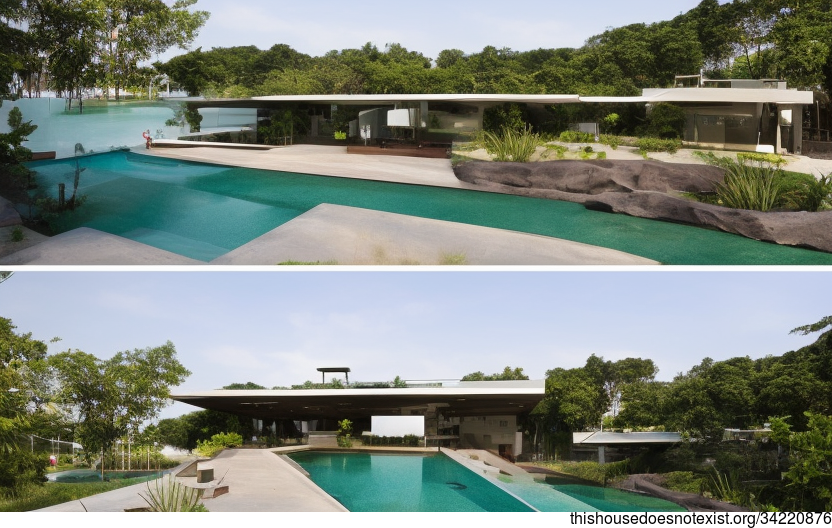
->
[598,445,606,465]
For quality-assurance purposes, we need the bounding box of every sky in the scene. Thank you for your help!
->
[1,269,829,421]
[155,0,716,63]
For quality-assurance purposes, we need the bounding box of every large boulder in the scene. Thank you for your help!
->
[453,160,832,253]
[585,192,832,253]
[454,160,725,195]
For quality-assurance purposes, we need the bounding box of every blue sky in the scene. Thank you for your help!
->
[1,270,828,420]
[157,0,715,63]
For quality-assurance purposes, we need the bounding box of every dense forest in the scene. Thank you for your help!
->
[151,0,832,108]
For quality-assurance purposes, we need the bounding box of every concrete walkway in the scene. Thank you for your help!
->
[36,449,346,512]
[211,204,658,266]
[145,144,472,189]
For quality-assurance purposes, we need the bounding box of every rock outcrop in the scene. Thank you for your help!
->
[454,160,832,254]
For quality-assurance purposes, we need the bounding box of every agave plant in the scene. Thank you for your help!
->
[140,475,205,512]
[714,161,783,212]
[482,126,540,162]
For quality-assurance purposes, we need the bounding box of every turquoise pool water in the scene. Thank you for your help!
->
[46,469,165,483]
[487,473,685,512]
[546,478,686,512]
[288,451,535,512]
[25,151,832,264]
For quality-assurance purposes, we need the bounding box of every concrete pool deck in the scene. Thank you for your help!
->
[0,206,657,266]
[144,143,474,189]
[36,449,347,512]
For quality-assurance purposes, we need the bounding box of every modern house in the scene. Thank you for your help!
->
[171,378,545,458]
[174,80,812,154]
[584,78,813,154]
[573,431,684,464]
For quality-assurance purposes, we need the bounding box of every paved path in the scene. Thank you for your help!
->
[36,449,346,512]
[212,204,658,266]
[144,144,472,189]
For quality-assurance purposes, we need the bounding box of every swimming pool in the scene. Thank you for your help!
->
[25,151,832,264]
[46,469,165,483]
[288,451,536,512]
[487,472,685,512]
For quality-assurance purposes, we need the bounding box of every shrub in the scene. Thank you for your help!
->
[140,475,206,512]
[483,103,527,133]
[483,126,540,162]
[334,131,347,140]
[635,137,682,155]
[0,451,48,490]
[644,103,686,139]
[715,162,783,212]
[336,419,353,448]
[599,134,620,150]
[10,227,23,242]
[559,130,595,143]
[194,431,243,458]
[596,151,607,160]
[693,150,736,170]
[737,152,786,168]
[360,435,423,447]
[780,174,832,212]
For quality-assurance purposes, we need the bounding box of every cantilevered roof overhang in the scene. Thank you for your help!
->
[171,380,545,420]
[252,93,582,105]
[581,87,814,105]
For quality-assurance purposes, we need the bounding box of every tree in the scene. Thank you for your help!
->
[0,105,37,196]
[461,366,529,381]
[50,341,190,478]
[222,381,266,390]
[97,0,209,99]
[0,317,50,490]
[771,413,832,511]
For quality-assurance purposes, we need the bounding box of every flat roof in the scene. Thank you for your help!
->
[573,431,683,446]
[171,379,545,420]
[252,93,582,105]
[173,88,811,110]
[583,87,813,105]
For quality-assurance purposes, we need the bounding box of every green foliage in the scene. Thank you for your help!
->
[482,126,540,162]
[780,174,832,212]
[643,103,686,139]
[535,459,630,486]
[736,152,786,168]
[336,419,353,448]
[221,381,267,390]
[140,475,205,512]
[0,476,152,512]
[337,419,353,437]
[714,162,783,212]
[0,450,48,490]
[559,131,595,143]
[461,366,529,382]
[692,150,739,170]
[482,103,527,133]
[598,134,620,150]
[334,131,347,140]
[790,316,832,336]
[49,342,190,478]
[662,471,706,494]
[634,137,682,155]
[361,435,422,447]
[194,431,243,458]
[596,151,607,160]
[776,413,832,511]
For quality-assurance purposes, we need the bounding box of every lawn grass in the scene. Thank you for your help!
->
[0,477,150,512]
